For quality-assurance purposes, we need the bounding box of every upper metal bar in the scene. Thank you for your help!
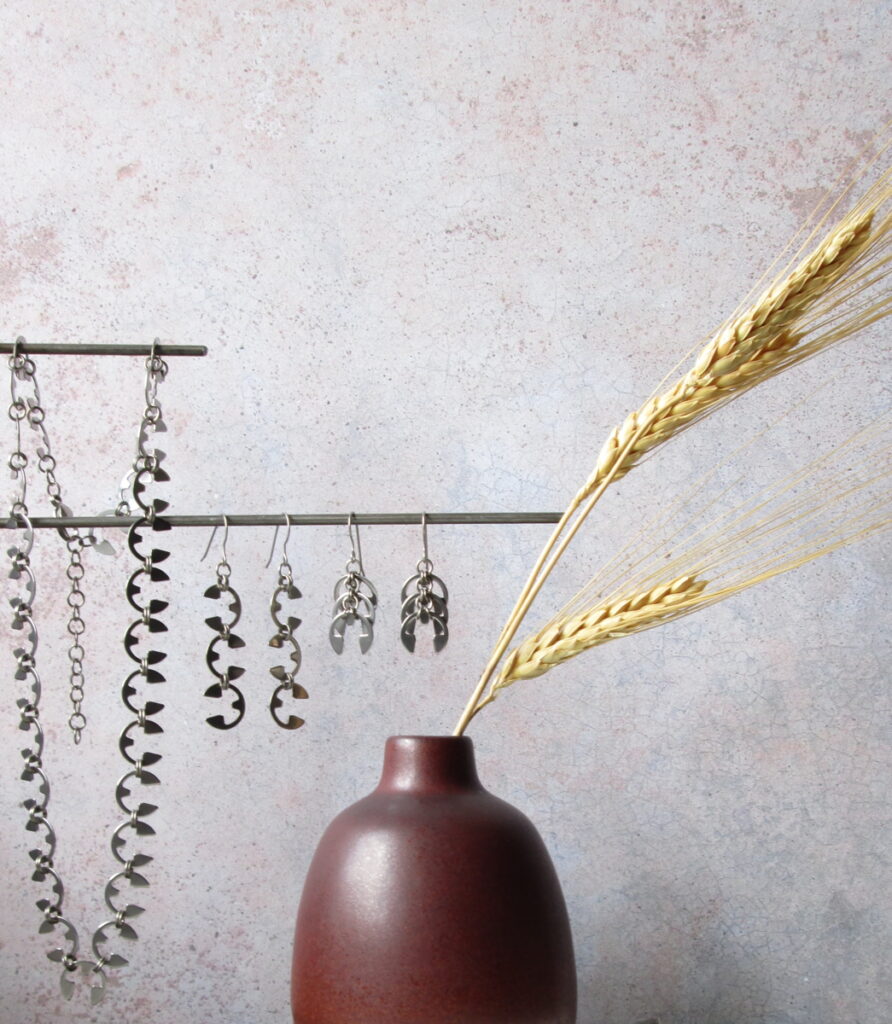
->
[0,342,207,356]
[2,512,563,529]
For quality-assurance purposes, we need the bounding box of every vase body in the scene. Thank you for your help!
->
[291,735,576,1024]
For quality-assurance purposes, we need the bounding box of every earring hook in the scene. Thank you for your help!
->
[421,512,429,562]
[201,515,230,563]
[347,512,363,570]
[265,513,293,568]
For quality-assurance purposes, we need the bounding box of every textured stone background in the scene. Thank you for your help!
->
[0,3,889,1022]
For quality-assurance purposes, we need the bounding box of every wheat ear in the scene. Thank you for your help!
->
[453,204,879,736]
[467,575,710,718]
[497,575,709,688]
[583,209,873,495]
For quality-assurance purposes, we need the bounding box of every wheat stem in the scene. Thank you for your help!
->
[453,436,640,734]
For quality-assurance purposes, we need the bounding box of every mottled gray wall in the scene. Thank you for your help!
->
[0,3,889,1023]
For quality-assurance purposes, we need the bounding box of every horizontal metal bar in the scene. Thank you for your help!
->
[0,342,207,356]
[2,512,563,529]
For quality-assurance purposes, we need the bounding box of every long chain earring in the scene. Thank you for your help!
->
[265,514,307,730]
[400,512,449,652]
[10,339,171,1002]
[201,516,246,730]
[329,513,377,654]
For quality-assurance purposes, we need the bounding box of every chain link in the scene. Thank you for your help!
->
[65,546,87,740]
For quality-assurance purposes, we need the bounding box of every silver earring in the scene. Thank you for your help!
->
[329,513,377,654]
[266,514,307,730]
[201,516,246,729]
[400,513,449,653]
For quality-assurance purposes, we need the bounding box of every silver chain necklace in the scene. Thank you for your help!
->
[8,342,171,1003]
[7,345,115,742]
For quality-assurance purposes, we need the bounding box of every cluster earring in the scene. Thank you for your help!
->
[329,513,377,654]
[266,514,307,730]
[400,513,449,652]
[201,516,246,730]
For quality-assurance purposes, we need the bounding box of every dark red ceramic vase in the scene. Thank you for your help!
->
[291,735,577,1024]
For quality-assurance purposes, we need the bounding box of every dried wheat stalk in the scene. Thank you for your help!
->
[497,575,708,687]
[579,209,873,500]
[453,179,890,737]
[484,422,892,711]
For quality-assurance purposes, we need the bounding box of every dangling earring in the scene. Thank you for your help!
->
[266,514,307,730]
[201,516,246,729]
[400,513,449,652]
[329,513,377,654]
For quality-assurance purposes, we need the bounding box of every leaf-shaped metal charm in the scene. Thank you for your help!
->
[59,969,75,1000]
[90,976,106,1006]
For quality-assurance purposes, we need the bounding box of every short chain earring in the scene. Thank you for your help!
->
[329,513,377,654]
[201,516,246,729]
[400,513,449,652]
[266,514,307,730]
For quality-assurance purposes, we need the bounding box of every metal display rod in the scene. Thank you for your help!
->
[2,512,563,529]
[0,342,207,356]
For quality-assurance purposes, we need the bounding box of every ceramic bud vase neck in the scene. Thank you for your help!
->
[292,735,577,1024]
